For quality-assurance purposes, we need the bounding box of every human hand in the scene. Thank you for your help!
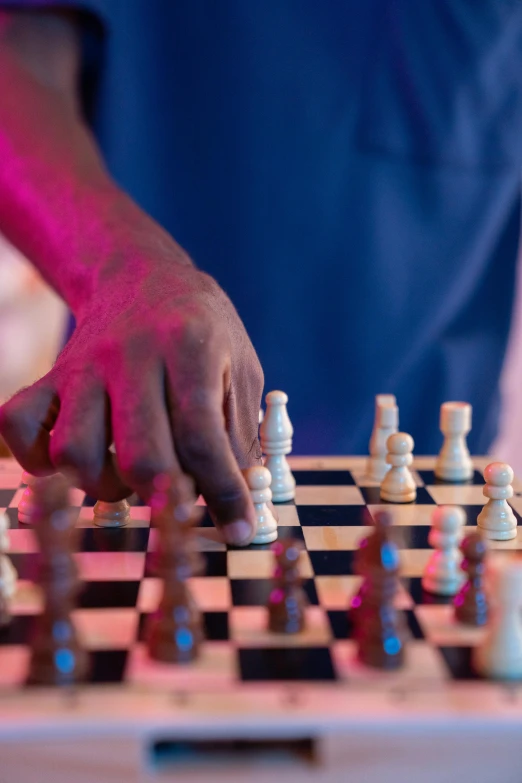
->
[0,248,264,546]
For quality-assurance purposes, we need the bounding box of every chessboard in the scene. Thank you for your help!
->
[2,455,522,783]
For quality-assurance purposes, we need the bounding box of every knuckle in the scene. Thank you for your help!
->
[50,439,100,480]
[175,310,215,349]
[0,396,35,439]
[98,330,155,370]
[179,388,217,416]
[178,426,211,465]
[117,455,170,488]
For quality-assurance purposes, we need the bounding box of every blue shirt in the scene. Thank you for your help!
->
[5,0,522,454]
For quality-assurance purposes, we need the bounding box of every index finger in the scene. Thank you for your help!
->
[169,395,257,547]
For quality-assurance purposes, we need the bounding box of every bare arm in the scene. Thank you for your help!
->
[0,11,187,312]
[0,11,263,546]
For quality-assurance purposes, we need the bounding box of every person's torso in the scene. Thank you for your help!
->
[86,0,522,453]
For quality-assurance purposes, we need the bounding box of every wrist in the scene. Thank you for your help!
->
[69,186,194,321]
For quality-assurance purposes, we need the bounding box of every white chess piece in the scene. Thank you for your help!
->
[18,473,59,525]
[474,559,522,679]
[18,473,38,524]
[366,394,398,482]
[435,401,473,482]
[244,466,278,544]
[259,390,296,502]
[477,462,517,541]
[0,512,17,599]
[93,499,131,528]
[380,432,416,503]
[422,505,466,595]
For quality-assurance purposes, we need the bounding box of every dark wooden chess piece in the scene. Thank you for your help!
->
[351,511,394,622]
[27,474,88,686]
[147,474,205,664]
[0,589,9,628]
[355,510,408,670]
[454,531,488,626]
[349,533,370,630]
[268,539,307,633]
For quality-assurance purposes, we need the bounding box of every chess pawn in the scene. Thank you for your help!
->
[244,466,278,544]
[0,512,17,626]
[366,395,398,482]
[268,539,307,633]
[147,475,204,664]
[474,559,522,680]
[422,506,466,596]
[260,390,296,502]
[27,474,88,685]
[350,533,371,618]
[149,578,203,664]
[350,510,395,621]
[18,472,38,524]
[18,473,59,525]
[454,532,488,626]
[93,499,130,528]
[380,432,416,503]
[356,511,408,670]
[477,462,517,541]
[435,402,473,482]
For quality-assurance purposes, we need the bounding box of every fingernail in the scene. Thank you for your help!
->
[223,519,252,545]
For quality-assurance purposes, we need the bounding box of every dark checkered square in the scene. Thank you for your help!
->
[297,505,370,527]
[293,470,355,486]
[231,578,318,606]
[239,646,336,681]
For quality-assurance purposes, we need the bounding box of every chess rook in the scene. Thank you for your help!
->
[366,394,398,482]
[435,402,473,482]
[454,532,488,626]
[268,539,307,633]
[477,462,517,541]
[474,559,522,680]
[380,432,416,503]
[27,474,88,686]
[93,499,131,528]
[260,390,296,502]
[422,505,465,596]
[244,466,278,544]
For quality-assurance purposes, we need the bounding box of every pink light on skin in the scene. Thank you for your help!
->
[351,595,362,609]
[149,492,168,512]
[269,588,284,605]
[150,473,171,513]
[153,473,171,492]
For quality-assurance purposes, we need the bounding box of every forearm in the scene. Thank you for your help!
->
[0,11,189,317]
